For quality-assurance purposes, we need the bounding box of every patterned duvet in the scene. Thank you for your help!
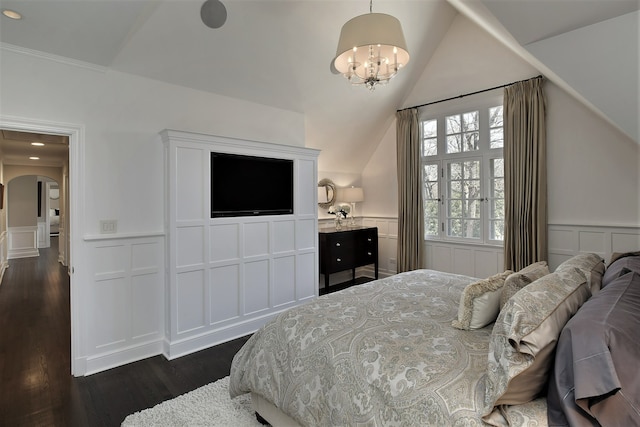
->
[229,270,545,426]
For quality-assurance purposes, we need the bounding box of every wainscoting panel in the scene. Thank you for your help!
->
[162,130,319,360]
[84,235,165,375]
[7,226,39,259]
[176,270,206,334]
[425,242,503,278]
[548,224,640,269]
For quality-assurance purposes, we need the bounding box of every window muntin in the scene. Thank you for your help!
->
[420,102,504,245]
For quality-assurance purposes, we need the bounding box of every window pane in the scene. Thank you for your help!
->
[425,217,439,237]
[447,135,462,153]
[424,164,439,181]
[449,180,462,199]
[464,161,480,179]
[449,219,462,237]
[464,132,479,151]
[463,219,481,238]
[423,137,437,156]
[491,220,504,241]
[490,128,503,149]
[489,158,505,241]
[489,106,503,127]
[423,119,437,138]
[446,114,461,134]
[424,181,439,200]
[489,106,504,149]
[448,162,462,179]
[448,199,462,217]
[463,111,479,131]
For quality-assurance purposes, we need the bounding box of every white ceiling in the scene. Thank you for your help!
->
[1,0,637,170]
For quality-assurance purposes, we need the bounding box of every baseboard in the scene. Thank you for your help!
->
[8,248,39,259]
[162,309,291,361]
[83,339,164,376]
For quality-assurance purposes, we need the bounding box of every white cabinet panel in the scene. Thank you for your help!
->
[273,256,295,307]
[296,219,316,251]
[244,222,269,257]
[176,226,205,268]
[176,147,205,221]
[296,159,316,215]
[210,264,240,323]
[210,224,239,262]
[176,270,205,333]
[297,252,316,300]
[244,260,270,314]
[273,220,295,254]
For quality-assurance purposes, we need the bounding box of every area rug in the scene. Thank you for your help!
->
[121,376,263,426]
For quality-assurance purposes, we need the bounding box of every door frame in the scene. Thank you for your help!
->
[0,115,84,376]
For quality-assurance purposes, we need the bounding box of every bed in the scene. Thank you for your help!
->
[229,253,640,426]
[49,208,60,235]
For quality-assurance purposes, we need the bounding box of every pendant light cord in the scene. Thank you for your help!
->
[370,0,373,13]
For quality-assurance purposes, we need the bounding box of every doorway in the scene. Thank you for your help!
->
[0,116,81,375]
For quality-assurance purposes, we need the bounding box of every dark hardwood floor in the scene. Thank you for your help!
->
[0,239,371,427]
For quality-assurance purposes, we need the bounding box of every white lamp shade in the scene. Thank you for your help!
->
[333,13,409,75]
[341,187,364,203]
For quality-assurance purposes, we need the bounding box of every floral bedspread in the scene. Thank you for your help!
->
[229,270,544,426]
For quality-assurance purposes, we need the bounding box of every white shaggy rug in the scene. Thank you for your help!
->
[121,376,263,427]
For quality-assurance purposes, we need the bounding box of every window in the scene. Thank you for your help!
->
[421,99,504,245]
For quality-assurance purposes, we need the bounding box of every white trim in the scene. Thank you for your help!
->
[0,115,84,376]
[0,42,108,73]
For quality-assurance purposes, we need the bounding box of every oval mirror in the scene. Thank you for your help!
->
[317,178,336,208]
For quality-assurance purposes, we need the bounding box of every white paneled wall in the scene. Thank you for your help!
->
[548,224,640,269]
[7,226,39,259]
[162,130,319,359]
[84,235,165,375]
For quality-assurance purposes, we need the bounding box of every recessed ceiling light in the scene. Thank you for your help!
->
[29,156,40,160]
[31,142,45,146]
[2,9,22,20]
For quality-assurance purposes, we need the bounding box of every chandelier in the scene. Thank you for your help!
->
[332,0,410,90]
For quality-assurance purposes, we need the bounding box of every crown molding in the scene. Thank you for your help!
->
[1,42,108,73]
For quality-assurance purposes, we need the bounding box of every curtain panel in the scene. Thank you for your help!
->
[503,77,547,271]
[396,108,423,272]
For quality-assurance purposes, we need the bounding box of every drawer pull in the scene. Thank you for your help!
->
[367,238,372,242]
[336,258,342,262]
[335,242,341,247]
[367,252,372,256]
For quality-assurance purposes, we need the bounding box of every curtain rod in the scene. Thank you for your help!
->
[397,75,543,113]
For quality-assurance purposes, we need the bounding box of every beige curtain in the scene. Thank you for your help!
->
[503,77,547,271]
[396,108,423,272]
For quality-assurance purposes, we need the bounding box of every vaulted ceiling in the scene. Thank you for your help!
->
[1,0,637,171]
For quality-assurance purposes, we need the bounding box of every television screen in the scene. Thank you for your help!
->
[211,152,294,218]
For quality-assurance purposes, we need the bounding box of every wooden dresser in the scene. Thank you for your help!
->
[319,226,378,289]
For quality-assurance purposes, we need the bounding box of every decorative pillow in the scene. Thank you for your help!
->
[452,270,512,330]
[555,253,605,294]
[602,253,640,288]
[483,267,591,423]
[499,261,549,310]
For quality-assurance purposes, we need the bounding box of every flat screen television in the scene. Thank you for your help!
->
[211,152,294,218]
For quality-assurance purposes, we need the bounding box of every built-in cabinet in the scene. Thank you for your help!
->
[161,130,319,359]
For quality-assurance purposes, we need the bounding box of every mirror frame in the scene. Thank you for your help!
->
[317,178,336,208]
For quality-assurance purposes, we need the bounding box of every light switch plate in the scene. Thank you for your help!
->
[100,219,117,234]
